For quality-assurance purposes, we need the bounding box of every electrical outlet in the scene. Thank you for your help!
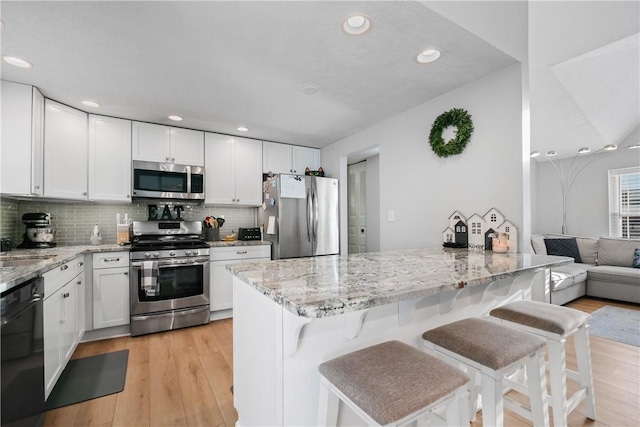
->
[388,210,395,222]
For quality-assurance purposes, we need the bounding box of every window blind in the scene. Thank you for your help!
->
[609,167,640,238]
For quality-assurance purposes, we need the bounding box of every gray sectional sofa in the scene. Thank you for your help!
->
[531,234,640,305]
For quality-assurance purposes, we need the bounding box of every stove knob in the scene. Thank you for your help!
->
[144,252,152,258]
[185,250,193,256]
[169,251,176,257]
[153,252,160,258]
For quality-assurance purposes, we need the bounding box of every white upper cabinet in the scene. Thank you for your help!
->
[1,81,44,196]
[205,133,262,206]
[263,141,321,175]
[44,100,88,200]
[88,115,132,202]
[132,122,204,166]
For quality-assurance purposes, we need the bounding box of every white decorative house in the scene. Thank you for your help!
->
[442,227,455,243]
[447,211,468,246]
[442,207,518,252]
[466,213,485,248]
[497,219,518,253]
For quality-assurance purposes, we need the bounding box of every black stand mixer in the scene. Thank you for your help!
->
[17,213,57,249]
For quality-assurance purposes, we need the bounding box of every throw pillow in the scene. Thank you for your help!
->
[544,238,583,263]
[633,249,640,268]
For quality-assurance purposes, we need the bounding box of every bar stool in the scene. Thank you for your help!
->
[317,340,470,426]
[490,300,596,427]
[422,318,549,427]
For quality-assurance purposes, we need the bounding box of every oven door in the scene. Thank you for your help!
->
[130,257,210,315]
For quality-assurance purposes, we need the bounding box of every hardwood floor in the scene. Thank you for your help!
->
[45,298,639,427]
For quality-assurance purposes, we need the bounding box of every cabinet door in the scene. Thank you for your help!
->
[132,122,172,163]
[205,133,236,204]
[88,115,132,202]
[0,81,44,195]
[60,281,76,363]
[44,290,63,399]
[93,267,130,329]
[263,141,292,174]
[234,137,263,206]
[44,100,88,199]
[75,271,86,341]
[171,128,204,166]
[292,146,321,175]
[210,260,237,311]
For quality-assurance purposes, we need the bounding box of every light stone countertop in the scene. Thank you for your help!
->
[227,248,573,318]
[206,240,271,247]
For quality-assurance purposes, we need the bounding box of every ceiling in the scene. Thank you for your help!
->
[0,1,516,148]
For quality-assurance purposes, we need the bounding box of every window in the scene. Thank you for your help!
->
[609,167,640,239]
[505,226,510,233]
[490,214,497,222]
[472,222,481,235]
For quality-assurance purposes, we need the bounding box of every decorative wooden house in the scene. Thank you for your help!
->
[497,219,518,253]
[443,208,518,252]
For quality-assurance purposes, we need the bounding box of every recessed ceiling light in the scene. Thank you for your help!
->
[628,143,640,149]
[168,115,183,121]
[530,151,540,158]
[343,15,371,35]
[546,150,557,157]
[415,49,441,64]
[603,144,617,151]
[2,56,33,68]
[577,147,591,154]
[237,126,249,132]
[301,85,319,95]
[82,100,100,108]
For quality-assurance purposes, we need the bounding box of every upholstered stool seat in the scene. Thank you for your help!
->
[422,318,550,427]
[490,300,596,427]
[317,340,470,426]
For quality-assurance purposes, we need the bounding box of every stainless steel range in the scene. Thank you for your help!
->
[129,220,210,336]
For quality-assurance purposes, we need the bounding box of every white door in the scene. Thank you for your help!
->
[171,128,204,166]
[60,281,76,362]
[235,137,263,206]
[292,146,321,175]
[74,272,86,341]
[211,260,236,311]
[93,267,130,329]
[88,115,132,201]
[348,161,367,254]
[43,290,63,399]
[205,133,236,204]
[263,141,292,174]
[132,122,171,163]
[44,100,88,199]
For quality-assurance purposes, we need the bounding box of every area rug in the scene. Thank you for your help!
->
[588,306,640,347]
[45,350,129,410]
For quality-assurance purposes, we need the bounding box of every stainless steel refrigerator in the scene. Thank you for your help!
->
[262,174,339,259]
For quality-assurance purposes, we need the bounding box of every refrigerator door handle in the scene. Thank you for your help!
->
[312,187,319,242]
[306,191,312,242]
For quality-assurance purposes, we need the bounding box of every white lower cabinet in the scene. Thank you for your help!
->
[43,256,85,399]
[92,252,130,329]
[210,245,270,312]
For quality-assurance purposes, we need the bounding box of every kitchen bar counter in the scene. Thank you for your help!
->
[228,248,571,318]
[229,248,571,426]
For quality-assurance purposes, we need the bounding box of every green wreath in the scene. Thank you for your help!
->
[428,108,474,158]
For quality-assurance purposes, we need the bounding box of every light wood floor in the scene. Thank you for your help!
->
[45,298,640,427]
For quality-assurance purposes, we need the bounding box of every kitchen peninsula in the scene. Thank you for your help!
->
[228,248,572,426]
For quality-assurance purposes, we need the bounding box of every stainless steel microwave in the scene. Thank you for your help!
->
[132,160,205,200]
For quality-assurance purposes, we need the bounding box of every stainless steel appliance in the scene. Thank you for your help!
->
[1,277,45,427]
[17,213,56,249]
[132,160,204,200]
[129,221,210,336]
[262,174,339,259]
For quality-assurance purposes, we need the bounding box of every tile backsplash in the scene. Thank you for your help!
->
[0,197,257,246]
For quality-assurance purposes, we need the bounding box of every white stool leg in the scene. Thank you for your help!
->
[444,388,465,427]
[481,371,503,427]
[547,339,568,427]
[466,367,478,422]
[318,381,339,426]
[574,326,597,420]
[526,350,550,427]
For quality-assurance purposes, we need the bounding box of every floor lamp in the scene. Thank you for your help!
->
[531,144,618,234]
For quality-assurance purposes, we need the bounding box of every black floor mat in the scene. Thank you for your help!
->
[45,350,129,410]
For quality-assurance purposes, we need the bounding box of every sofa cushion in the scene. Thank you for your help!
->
[545,238,582,263]
[598,237,640,267]
[531,235,547,255]
[587,265,640,286]
[551,264,588,291]
[545,233,598,264]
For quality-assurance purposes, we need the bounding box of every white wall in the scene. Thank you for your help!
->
[366,155,380,252]
[322,63,523,253]
[533,127,640,237]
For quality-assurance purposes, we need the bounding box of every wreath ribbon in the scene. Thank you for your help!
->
[429,108,474,158]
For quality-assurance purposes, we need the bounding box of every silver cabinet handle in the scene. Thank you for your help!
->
[171,157,175,162]
[62,292,70,298]
[82,191,88,195]
[103,257,120,262]
[35,185,40,189]
[78,262,84,267]
[124,272,129,276]
[237,250,247,254]
[77,280,82,285]
[165,156,169,162]
[60,265,69,271]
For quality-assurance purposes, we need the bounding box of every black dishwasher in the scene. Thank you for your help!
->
[1,277,45,427]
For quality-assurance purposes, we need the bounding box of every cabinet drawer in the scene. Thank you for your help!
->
[93,252,129,269]
[210,245,271,261]
[44,256,84,297]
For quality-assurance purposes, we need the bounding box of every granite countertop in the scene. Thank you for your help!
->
[207,240,271,247]
[227,248,573,318]
[0,244,128,294]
